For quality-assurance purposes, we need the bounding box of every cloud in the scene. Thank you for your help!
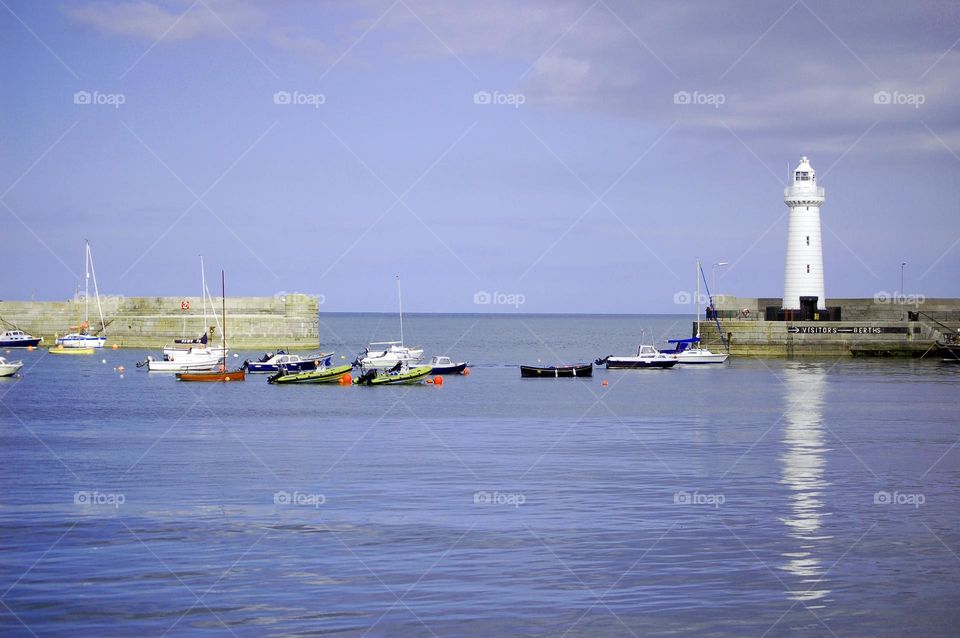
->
[64,0,264,42]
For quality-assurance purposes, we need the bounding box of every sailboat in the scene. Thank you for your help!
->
[354,276,424,370]
[176,271,245,382]
[54,241,107,350]
[663,258,729,364]
[162,256,226,357]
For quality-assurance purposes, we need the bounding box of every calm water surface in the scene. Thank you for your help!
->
[1,314,958,637]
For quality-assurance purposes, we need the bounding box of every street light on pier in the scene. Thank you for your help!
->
[712,262,729,297]
[900,262,907,320]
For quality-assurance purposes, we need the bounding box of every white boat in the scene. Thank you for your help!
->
[0,330,42,348]
[356,341,424,370]
[147,347,221,372]
[355,276,424,370]
[664,338,730,365]
[0,357,24,377]
[55,241,107,349]
[163,344,226,358]
[664,258,729,365]
[598,344,678,369]
[162,256,226,358]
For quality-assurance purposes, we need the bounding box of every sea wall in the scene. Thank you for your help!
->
[698,296,960,356]
[0,295,319,349]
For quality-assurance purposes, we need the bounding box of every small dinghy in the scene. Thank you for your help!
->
[0,357,24,377]
[428,355,469,375]
[269,364,353,385]
[520,363,592,378]
[353,362,432,385]
[49,346,94,355]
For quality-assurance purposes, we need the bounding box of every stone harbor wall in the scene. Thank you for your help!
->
[698,296,960,356]
[0,294,319,349]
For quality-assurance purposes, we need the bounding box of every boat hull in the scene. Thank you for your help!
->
[0,362,24,377]
[245,356,332,374]
[176,369,246,382]
[430,362,468,375]
[148,358,220,372]
[605,358,677,369]
[50,346,94,355]
[55,335,106,348]
[269,364,353,384]
[0,338,42,348]
[353,365,432,385]
[937,342,960,363]
[672,352,729,364]
[520,364,593,378]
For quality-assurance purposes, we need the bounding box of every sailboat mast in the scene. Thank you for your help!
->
[397,275,404,346]
[221,270,226,366]
[84,241,90,326]
[695,258,701,338]
[200,256,207,335]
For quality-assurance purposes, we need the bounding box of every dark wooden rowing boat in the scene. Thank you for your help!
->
[520,363,592,378]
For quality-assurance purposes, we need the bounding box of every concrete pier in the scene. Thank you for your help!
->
[0,295,319,349]
[697,296,960,357]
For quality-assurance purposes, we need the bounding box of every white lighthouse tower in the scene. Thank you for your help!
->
[782,156,826,310]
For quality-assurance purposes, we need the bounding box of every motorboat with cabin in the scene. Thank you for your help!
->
[428,355,469,375]
[243,350,335,374]
[596,344,677,369]
[0,330,42,348]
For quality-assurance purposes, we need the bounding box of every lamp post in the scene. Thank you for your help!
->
[900,262,907,320]
[712,262,729,297]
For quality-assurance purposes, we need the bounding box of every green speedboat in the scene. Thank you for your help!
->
[268,364,353,385]
[353,365,432,386]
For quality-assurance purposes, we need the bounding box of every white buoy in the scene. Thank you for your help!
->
[782,156,826,310]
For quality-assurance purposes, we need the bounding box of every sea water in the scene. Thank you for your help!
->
[1,314,957,636]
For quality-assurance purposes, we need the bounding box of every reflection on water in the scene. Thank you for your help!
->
[779,364,832,604]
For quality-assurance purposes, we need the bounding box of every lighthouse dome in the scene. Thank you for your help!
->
[793,156,815,183]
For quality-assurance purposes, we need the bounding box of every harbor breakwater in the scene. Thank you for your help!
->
[0,294,319,349]
[698,296,960,356]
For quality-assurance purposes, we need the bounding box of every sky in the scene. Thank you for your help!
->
[2,0,958,313]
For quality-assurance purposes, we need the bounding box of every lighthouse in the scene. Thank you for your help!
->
[782,156,826,311]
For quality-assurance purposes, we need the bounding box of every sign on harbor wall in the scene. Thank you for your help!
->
[787,326,910,335]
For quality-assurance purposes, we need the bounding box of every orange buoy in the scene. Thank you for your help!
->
[601,380,609,387]
[117,365,125,373]
[26,346,35,352]
[112,344,119,350]
[463,368,471,376]
[433,376,443,385]
[339,374,352,385]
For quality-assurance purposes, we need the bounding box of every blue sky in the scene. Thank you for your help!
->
[2,0,958,312]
